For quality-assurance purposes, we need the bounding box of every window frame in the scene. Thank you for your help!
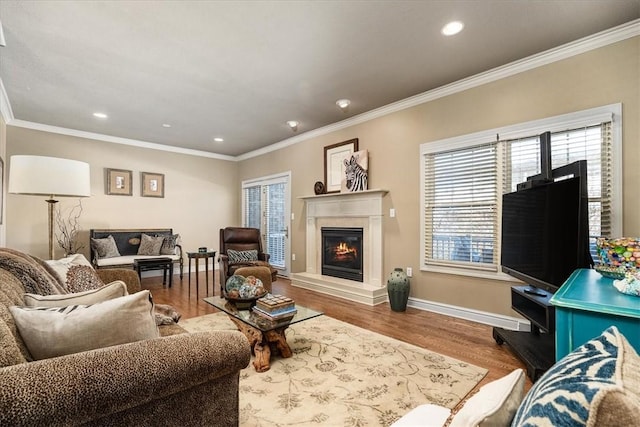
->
[419,104,622,280]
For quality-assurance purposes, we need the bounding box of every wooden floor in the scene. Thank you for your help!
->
[145,270,533,392]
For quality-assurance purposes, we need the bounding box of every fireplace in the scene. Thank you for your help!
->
[321,227,363,282]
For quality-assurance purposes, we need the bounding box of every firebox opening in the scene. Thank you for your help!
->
[321,227,363,282]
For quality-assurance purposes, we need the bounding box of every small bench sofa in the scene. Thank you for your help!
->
[90,228,184,279]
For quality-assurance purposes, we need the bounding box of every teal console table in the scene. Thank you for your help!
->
[550,268,640,360]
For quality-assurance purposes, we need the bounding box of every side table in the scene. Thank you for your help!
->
[187,251,216,298]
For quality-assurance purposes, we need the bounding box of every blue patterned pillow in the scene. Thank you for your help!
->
[512,326,640,426]
[227,249,258,264]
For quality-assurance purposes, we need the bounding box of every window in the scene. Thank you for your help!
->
[420,104,621,278]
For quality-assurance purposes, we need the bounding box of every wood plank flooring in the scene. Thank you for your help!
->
[144,270,533,392]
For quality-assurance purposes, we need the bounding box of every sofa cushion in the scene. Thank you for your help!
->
[449,368,524,426]
[10,290,159,360]
[160,234,180,255]
[227,249,258,264]
[45,254,105,293]
[137,234,164,256]
[0,319,27,367]
[94,254,181,268]
[512,326,640,426]
[23,281,128,307]
[90,235,121,258]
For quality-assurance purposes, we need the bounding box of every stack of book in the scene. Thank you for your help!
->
[252,294,297,321]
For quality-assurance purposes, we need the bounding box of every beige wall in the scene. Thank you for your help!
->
[238,37,640,317]
[6,128,239,261]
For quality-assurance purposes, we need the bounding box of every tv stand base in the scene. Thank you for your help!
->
[492,327,555,381]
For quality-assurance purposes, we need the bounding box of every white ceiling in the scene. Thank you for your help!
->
[0,1,638,158]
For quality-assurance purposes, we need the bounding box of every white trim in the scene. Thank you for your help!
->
[407,297,531,332]
[1,21,637,160]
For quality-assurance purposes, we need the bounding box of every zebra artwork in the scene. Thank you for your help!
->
[343,150,368,192]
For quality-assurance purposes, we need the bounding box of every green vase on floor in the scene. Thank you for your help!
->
[387,267,410,312]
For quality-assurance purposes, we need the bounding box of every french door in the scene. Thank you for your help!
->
[241,172,291,277]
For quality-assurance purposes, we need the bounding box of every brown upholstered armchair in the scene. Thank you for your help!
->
[219,227,277,293]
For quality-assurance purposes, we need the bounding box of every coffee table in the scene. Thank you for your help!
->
[203,296,323,372]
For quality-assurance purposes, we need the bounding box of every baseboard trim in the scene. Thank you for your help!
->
[407,297,531,332]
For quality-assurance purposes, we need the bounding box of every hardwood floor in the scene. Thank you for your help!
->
[144,270,533,392]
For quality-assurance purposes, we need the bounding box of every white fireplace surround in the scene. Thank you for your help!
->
[291,189,388,305]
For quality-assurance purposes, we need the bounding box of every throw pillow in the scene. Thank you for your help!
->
[160,234,180,255]
[45,253,105,293]
[90,235,121,258]
[137,233,164,256]
[227,249,258,264]
[10,290,159,360]
[449,369,525,426]
[23,281,128,307]
[512,326,640,426]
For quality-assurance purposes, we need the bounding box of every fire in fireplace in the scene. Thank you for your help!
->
[321,227,363,282]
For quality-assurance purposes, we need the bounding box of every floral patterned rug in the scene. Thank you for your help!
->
[181,313,487,426]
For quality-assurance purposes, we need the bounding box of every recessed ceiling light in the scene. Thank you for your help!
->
[93,112,108,119]
[441,21,464,36]
[287,120,299,131]
[162,123,171,128]
[336,99,351,109]
[214,137,224,142]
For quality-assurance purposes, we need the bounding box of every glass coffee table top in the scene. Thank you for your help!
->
[203,295,323,333]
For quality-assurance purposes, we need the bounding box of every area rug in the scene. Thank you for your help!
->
[181,313,487,426]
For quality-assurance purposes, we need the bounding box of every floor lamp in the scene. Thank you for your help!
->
[9,155,91,260]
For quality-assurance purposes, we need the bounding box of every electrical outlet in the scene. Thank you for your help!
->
[406,267,413,277]
[390,208,396,218]
[291,212,295,220]
[292,253,296,261]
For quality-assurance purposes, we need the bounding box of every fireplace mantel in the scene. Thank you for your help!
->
[292,189,389,305]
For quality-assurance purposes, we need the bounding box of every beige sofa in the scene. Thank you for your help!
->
[0,248,251,426]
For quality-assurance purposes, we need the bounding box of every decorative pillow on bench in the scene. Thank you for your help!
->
[90,235,121,258]
[160,234,180,255]
[137,233,165,256]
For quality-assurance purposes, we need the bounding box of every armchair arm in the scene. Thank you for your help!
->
[96,268,142,294]
[258,253,271,262]
[0,331,251,426]
[175,243,183,258]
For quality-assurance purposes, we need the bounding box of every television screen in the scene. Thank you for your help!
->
[501,176,591,293]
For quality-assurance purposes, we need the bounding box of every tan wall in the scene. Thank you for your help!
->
[238,37,640,317]
[6,128,239,261]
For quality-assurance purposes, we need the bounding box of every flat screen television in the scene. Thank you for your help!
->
[501,175,592,294]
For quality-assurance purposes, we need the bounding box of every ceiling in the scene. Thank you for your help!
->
[0,1,638,158]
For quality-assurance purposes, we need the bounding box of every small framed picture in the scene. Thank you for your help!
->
[105,168,133,196]
[141,172,165,198]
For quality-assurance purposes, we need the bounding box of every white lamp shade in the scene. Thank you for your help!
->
[9,155,91,197]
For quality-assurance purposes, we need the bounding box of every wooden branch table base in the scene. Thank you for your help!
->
[203,296,323,373]
[226,316,293,372]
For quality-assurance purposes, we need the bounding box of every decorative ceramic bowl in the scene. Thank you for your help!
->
[224,275,266,308]
[595,237,640,278]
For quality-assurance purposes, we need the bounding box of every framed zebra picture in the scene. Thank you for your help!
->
[324,138,358,193]
[342,149,368,192]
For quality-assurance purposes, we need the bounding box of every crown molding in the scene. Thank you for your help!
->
[240,19,639,160]
[2,19,638,161]
[7,119,236,161]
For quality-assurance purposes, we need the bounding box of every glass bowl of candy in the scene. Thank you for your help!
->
[594,237,640,279]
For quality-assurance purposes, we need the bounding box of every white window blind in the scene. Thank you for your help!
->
[243,185,262,230]
[423,143,499,270]
[421,106,617,274]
